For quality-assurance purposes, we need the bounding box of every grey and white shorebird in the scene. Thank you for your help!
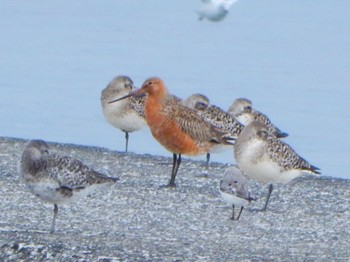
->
[198,0,239,22]
[220,165,255,220]
[234,121,321,211]
[228,98,288,138]
[101,75,147,152]
[20,140,118,233]
[183,93,244,166]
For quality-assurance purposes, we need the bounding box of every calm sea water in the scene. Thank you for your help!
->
[1,1,349,178]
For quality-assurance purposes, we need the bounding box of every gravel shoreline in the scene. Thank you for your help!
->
[0,137,349,261]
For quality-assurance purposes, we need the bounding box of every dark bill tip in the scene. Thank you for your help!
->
[108,93,132,104]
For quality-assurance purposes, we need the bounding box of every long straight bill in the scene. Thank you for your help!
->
[109,88,142,104]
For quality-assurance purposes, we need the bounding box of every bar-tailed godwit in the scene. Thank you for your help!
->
[234,121,320,211]
[101,75,146,152]
[228,98,288,138]
[20,140,118,233]
[109,77,234,187]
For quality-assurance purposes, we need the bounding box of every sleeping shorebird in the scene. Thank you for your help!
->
[228,98,288,138]
[234,121,320,211]
[101,75,146,152]
[220,165,255,220]
[183,93,243,166]
[20,139,118,233]
[198,0,239,22]
[109,77,234,187]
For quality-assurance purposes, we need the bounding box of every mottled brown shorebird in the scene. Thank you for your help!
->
[183,93,244,166]
[20,140,118,233]
[234,121,320,211]
[101,75,146,152]
[109,77,234,187]
[228,98,288,138]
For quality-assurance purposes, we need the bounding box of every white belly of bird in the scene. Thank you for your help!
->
[103,102,145,132]
[240,158,304,184]
[220,190,248,207]
[236,139,303,184]
[27,182,70,204]
[27,180,96,204]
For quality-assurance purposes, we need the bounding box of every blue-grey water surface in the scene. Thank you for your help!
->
[1,1,349,178]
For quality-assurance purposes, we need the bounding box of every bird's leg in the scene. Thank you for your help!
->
[231,204,235,220]
[204,153,211,175]
[50,204,58,234]
[236,206,244,220]
[168,154,181,187]
[261,184,273,211]
[170,153,177,178]
[175,154,182,179]
[206,153,210,169]
[124,131,129,152]
[198,152,211,178]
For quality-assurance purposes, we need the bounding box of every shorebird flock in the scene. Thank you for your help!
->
[20,75,320,232]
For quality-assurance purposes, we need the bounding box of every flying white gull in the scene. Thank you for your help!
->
[198,0,239,22]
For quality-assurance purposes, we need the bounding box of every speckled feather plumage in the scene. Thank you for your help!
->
[251,110,286,138]
[21,140,117,197]
[264,137,319,173]
[199,105,244,137]
[234,121,320,175]
[129,95,146,118]
[32,154,115,189]
[159,97,233,146]
[228,98,288,138]
[183,94,244,139]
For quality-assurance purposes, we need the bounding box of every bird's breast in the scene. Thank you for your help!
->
[144,102,208,155]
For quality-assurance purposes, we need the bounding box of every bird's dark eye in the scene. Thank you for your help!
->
[257,130,268,139]
[195,102,207,110]
[245,106,252,112]
[233,180,238,184]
